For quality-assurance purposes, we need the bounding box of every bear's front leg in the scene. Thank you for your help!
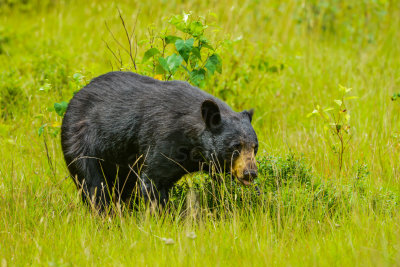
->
[139,173,162,212]
[139,173,172,212]
[139,174,156,200]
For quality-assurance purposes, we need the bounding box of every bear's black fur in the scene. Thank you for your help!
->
[61,71,258,208]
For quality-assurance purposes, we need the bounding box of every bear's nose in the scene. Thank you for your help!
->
[243,170,258,181]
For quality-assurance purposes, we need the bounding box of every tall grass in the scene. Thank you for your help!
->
[1,0,400,265]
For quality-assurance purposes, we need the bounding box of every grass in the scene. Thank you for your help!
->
[1,0,400,265]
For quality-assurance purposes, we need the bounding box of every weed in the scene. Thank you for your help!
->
[308,85,358,172]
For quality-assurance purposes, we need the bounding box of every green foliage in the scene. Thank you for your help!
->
[0,70,26,120]
[391,92,400,101]
[0,27,11,54]
[53,101,68,117]
[158,53,183,75]
[170,154,399,220]
[142,47,160,63]
[174,38,194,63]
[36,72,86,137]
[138,12,224,86]
[34,52,70,96]
[308,85,358,172]
[257,154,313,190]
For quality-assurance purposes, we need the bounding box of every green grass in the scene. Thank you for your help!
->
[1,0,400,266]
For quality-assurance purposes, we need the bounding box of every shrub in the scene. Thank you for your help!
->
[169,154,399,222]
[0,70,27,120]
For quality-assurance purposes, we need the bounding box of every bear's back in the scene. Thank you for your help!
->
[75,71,232,116]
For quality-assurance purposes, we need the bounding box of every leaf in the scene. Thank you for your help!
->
[199,36,213,50]
[166,54,183,74]
[205,59,216,75]
[189,69,206,87]
[142,48,160,63]
[323,107,334,112]
[339,84,352,93]
[168,15,187,33]
[306,109,319,118]
[50,127,60,137]
[334,100,342,106]
[268,66,279,73]
[205,54,222,74]
[38,124,46,136]
[54,101,68,117]
[189,21,206,37]
[158,57,170,72]
[209,12,218,18]
[165,35,182,44]
[155,64,167,75]
[191,47,201,60]
[73,73,83,81]
[168,14,183,26]
[138,39,147,46]
[175,38,194,63]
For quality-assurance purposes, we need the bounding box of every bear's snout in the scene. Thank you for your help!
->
[232,148,258,185]
[243,169,258,181]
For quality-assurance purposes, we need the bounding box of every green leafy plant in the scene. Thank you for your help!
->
[106,11,224,88]
[37,101,66,137]
[169,154,315,213]
[155,13,223,87]
[391,92,400,102]
[37,72,85,137]
[308,85,358,172]
[0,70,26,120]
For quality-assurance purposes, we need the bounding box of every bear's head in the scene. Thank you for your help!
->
[200,99,258,185]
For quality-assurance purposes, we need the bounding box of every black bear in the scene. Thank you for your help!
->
[61,71,258,209]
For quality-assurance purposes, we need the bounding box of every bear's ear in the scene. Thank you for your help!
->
[242,109,254,122]
[201,99,221,129]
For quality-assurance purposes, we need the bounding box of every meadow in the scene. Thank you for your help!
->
[0,0,399,266]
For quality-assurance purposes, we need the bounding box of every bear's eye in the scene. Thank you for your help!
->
[231,143,242,152]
